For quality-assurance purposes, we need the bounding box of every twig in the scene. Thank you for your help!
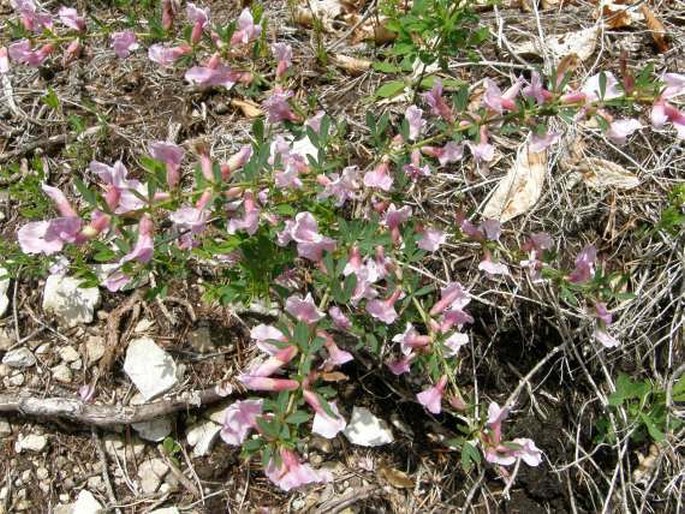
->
[0,387,228,428]
[91,427,122,514]
[156,446,201,498]
[99,289,144,374]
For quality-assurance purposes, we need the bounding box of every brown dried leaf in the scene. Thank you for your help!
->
[482,144,547,223]
[640,4,668,53]
[332,54,371,76]
[347,14,396,44]
[600,5,633,28]
[320,371,349,382]
[230,98,262,118]
[576,157,640,190]
[378,465,415,489]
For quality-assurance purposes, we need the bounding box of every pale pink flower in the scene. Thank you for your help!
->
[149,141,185,188]
[57,6,85,31]
[272,42,292,78]
[487,401,509,442]
[483,78,521,113]
[662,73,685,99]
[478,255,510,277]
[328,306,352,331]
[185,57,239,89]
[91,160,147,214]
[231,8,261,45]
[466,127,495,163]
[227,191,260,235]
[522,72,552,104]
[263,88,298,123]
[322,334,353,368]
[582,72,622,101]
[41,183,78,218]
[8,39,53,66]
[594,328,620,348]
[383,203,412,245]
[443,331,468,357]
[111,31,139,58]
[486,437,543,467]
[392,323,431,355]
[221,145,252,179]
[169,206,208,249]
[318,165,361,206]
[239,375,299,392]
[303,390,346,439]
[187,3,210,44]
[421,141,464,166]
[148,43,192,66]
[418,227,447,252]
[594,302,612,325]
[363,161,393,191]
[511,438,543,466]
[417,375,448,414]
[220,399,263,445]
[246,345,298,378]
[530,130,561,152]
[405,105,425,140]
[430,282,470,316]
[285,293,324,324]
[0,47,9,74]
[161,0,176,30]
[250,324,287,355]
[386,354,414,375]
[403,150,431,181]
[568,244,596,284]
[121,216,154,264]
[422,80,454,122]
[277,212,336,262]
[62,39,82,66]
[18,218,81,255]
[366,289,402,324]
[606,118,642,145]
[651,100,685,139]
[11,0,52,33]
[265,448,333,491]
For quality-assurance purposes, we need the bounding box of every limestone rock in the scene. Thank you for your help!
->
[42,275,100,327]
[186,420,221,457]
[2,347,35,368]
[131,417,172,442]
[123,338,178,400]
[137,458,169,494]
[343,407,394,447]
[15,434,47,453]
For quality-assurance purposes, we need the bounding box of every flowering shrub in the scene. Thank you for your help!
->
[3,0,684,494]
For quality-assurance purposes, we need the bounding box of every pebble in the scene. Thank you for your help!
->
[2,347,36,368]
[0,265,9,318]
[35,342,51,355]
[42,274,100,327]
[72,489,104,514]
[9,371,24,386]
[36,467,49,481]
[150,507,179,514]
[137,458,169,494]
[70,358,82,371]
[15,434,48,453]
[58,345,80,363]
[131,417,172,442]
[51,363,73,384]
[0,418,11,438]
[0,328,13,351]
[0,364,9,378]
[343,406,394,447]
[85,336,105,364]
[186,420,221,457]
[123,338,178,401]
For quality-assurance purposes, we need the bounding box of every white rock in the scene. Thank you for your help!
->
[9,371,24,386]
[70,358,83,371]
[0,266,9,318]
[85,336,105,364]
[51,363,73,384]
[186,421,221,457]
[72,489,104,514]
[343,406,394,447]
[15,434,47,453]
[123,338,177,401]
[42,275,100,328]
[2,347,36,368]
[132,418,172,442]
[36,467,49,481]
[137,458,169,494]
[58,346,80,363]
[0,418,11,438]
[150,508,180,514]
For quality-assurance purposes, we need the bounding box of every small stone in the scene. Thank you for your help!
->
[2,347,36,368]
[133,319,155,333]
[137,458,169,494]
[15,434,48,453]
[72,489,104,514]
[85,336,105,364]
[131,418,172,442]
[51,363,73,384]
[0,328,13,351]
[53,505,71,514]
[186,421,221,457]
[0,364,10,377]
[35,342,51,355]
[36,467,49,481]
[58,346,80,363]
[123,338,178,401]
[87,476,103,491]
[69,358,82,371]
[343,406,394,447]
[310,453,323,466]
[9,371,24,386]
[214,102,230,114]
[0,418,11,438]
[0,266,9,318]
[42,274,100,328]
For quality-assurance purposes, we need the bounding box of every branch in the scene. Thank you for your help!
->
[0,387,229,428]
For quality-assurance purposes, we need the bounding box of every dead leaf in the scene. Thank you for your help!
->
[332,54,371,76]
[230,99,262,118]
[378,465,415,489]
[320,371,349,382]
[482,144,547,223]
[346,14,396,44]
[293,0,356,30]
[640,4,668,53]
[576,157,640,190]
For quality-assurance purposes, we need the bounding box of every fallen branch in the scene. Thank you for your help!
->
[0,387,229,428]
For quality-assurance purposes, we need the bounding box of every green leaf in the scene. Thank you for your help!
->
[460,441,481,471]
[285,410,311,425]
[373,61,402,73]
[640,412,665,442]
[375,80,406,99]
[73,177,99,207]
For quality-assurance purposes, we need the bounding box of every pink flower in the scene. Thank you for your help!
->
[239,375,299,392]
[62,39,82,66]
[383,203,412,244]
[185,57,239,89]
[227,190,260,235]
[511,438,543,466]
[231,8,262,46]
[91,160,148,214]
[386,354,414,375]
[594,302,612,325]
[582,72,622,101]
[487,401,509,442]
[651,100,685,139]
[443,331,468,357]
[0,47,9,74]
[483,78,521,113]
[363,161,393,191]
[111,31,139,58]
[417,375,448,414]
[148,43,191,66]
[11,0,53,33]
[57,6,85,31]
[222,145,252,179]
[246,345,298,377]
[187,3,210,44]
[478,255,510,277]
[392,323,431,355]
[169,206,208,248]
[422,80,454,122]
[278,212,336,262]
[304,390,346,438]
[272,42,292,78]
[286,293,324,324]
[318,165,361,206]
[263,88,298,123]
[265,448,333,491]
[467,127,495,163]
[250,324,287,354]
[18,218,81,255]
[405,105,425,140]
[418,227,447,252]
[421,141,464,166]
[486,438,543,467]
[662,73,685,99]
[522,72,552,104]
[403,150,431,181]
[121,216,154,264]
[606,118,642,145]
[322,334,353,368]
[8,39,53,66]
[366,289,402,324]
[41,183,78,218]
[430,282,470,316]
[594,328,620,348]
[568,244,596,284]
[220,399,263,446]
[161,0,176,30]
[530,130,561,152]
[328,306,352,331]
[149,141,185,188]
